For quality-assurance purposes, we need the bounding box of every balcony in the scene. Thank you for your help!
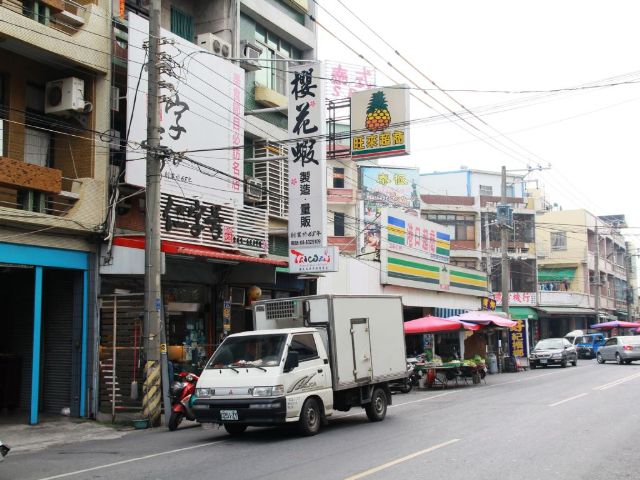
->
[538,291,591,308]
[327,188,355,204]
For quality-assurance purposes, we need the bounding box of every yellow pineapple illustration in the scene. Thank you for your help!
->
[365,91,391,132]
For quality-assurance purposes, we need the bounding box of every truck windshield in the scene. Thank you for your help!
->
[576,336,593,344]
[207,334,287,369]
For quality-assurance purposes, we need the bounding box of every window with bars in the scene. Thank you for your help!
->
[170,6,194,42]
[551,231,567,251]
[479,185,493,196]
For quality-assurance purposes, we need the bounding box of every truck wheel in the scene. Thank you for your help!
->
[224,424,247,436]
[168,411,183,431]
[298,398,321,436]
[365,388,387,422]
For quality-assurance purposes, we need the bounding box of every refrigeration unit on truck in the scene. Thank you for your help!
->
[192,295,407,436]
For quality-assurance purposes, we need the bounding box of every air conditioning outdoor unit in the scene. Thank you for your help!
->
[245,177,264,202]
[45,77,86,114]
[239,41,263,72]
[197,33,231,58]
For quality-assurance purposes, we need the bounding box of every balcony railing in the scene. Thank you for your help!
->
[0,179,80,217]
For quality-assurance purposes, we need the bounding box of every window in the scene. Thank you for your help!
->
[479,185,493,196]
[254,24,302,95]
[290,334,318,362]
[333,167,345,188]
[0,75,4,156]
[23,1,51,26]
[426,213,475,241]
[605,338,617,347]
[170,6,194,42]
[551,231,567,251]
[24,128,51,167]
[334,212,345,236]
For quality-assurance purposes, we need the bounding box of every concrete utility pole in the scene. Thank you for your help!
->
[484,213,492,293]
[501,166,510,316]
[593,221,600,325]
[143,0,163,427]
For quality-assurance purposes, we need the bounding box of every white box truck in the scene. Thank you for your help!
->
[192,295,406,436]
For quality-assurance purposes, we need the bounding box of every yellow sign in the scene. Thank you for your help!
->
[160,343,167,353]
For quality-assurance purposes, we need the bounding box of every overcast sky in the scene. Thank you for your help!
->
[316,0,640,247]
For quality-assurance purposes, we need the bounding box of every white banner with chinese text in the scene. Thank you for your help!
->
[287,63,327,253]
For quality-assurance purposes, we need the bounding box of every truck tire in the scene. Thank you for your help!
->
[224,424,247,436]
[365,388,387,422]
[298,398,321,436]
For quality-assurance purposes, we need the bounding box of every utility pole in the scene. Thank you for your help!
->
[593,221,600,325]
[501,166,510,316]
[484,213,492,292]
[142,0,163,427]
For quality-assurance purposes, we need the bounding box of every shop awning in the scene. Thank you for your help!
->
[538,268,576,282]
[537,306,595,315]
[404,316,480,334]
[113,236,288,267]
[497,306,538,320]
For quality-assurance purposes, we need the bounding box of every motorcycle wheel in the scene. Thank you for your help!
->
[399,384,412,393]
[168,411,184,431]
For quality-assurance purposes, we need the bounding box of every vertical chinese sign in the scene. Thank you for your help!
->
[350,85,410,160]
[287,64,335,272]
[509,320,528,358]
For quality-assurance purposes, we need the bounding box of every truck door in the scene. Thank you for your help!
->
[350,318,372,382]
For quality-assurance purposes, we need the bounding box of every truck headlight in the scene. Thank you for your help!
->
[252,385,284,397]
[196,388,214,398]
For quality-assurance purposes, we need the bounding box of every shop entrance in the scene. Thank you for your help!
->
[0,267,83,420]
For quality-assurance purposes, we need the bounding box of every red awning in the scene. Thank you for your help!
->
[450,311,518,328]
[404,316,481,334]
[112,236,287,267]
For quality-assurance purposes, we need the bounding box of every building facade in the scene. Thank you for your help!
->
[0,0,113,423]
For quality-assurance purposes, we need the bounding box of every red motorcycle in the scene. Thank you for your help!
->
[168,372,199,431]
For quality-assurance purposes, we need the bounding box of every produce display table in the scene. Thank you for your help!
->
[415,362,486,389]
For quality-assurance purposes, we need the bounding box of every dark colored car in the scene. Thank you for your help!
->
[575,333,606,359]
[529,338,578,368]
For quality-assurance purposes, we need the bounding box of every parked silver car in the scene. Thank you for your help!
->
[596,336,640,365]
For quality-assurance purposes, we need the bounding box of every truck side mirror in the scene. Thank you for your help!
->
[284,351,299,372]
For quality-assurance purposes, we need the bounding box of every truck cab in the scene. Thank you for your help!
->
[193,328,333,436]
[575,333,607,359]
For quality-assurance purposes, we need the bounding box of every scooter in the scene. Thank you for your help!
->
[389,361,421,393]
[0,440,9,462]
[168,371,199,431]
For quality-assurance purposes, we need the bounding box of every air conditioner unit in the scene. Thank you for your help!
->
[45,77,85,114]
[197,33,231,58]
[245,177,264,202]
[239,40,263,72]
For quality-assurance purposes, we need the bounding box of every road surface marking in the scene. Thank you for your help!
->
[548,392,588,407]
[485,372,554,387]
[594,371,640,391]
[339,391,459,419]
[36,440,226,480]
[343,439,460,480]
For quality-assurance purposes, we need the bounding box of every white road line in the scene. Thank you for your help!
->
[343,439,460,480]
[594,371,640,391]
[485,372,554,387]
[35,440,226,480]
[339,391,459,419]
[548,392,588,407]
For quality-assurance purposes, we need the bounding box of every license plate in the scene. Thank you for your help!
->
[540,359,548,364]
[220,410,238,421]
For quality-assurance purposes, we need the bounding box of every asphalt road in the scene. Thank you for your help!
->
[3,359,640,480]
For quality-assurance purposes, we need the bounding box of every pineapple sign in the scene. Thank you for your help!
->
[351,85,410,160]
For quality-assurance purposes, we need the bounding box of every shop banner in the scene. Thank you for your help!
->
[509,319,528,358]
[325,61,376,100]
[381,208,450,263]
[351,85,410,160]
[494,292,537,306]
[161,193,268,255]
[359,166,420,258]
[380,249,487,297]
[287,63,327,253]
[288,246,339,274]
[126,13,245,206]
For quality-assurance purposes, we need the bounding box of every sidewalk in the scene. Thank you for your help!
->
[0,415,131,455]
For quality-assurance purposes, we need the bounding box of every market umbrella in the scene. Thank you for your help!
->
[449,311,518,328]
[403,316,480,334]
[590,320,640,330]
